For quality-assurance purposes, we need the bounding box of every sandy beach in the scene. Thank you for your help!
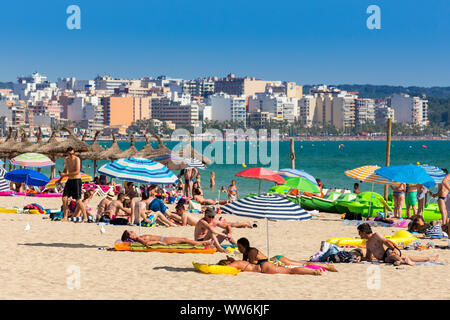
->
[1,195,449,300]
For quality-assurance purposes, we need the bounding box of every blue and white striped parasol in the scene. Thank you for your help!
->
[221,193,311,256]
[277,168,318,185]
[151,154,206,169]
[0,166,10,192]
[98,157,178,184]
[419,165,447,186]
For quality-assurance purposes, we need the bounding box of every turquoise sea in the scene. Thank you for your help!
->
[36,140,449,200]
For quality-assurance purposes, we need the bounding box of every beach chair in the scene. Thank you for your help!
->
[92,184,114,197]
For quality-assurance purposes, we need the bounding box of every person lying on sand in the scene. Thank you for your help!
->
[218,258,323,275]
[357,223,439,266]
[121,230,213,247]
[236,237,337,272]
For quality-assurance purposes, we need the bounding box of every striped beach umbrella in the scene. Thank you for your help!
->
[221,193,311,256]
[0,167,10,192]
[98,157,178,185]
[151,154,206,169]
[98,157,178,235]
[345,165,397,185]
[277,168,318,186]
[45,172,92,189]
[10,153,54,168]
[419,165,446,186]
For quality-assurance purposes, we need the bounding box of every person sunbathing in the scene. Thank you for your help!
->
[193,188,219,205]
[236,237,337,272]
[105,193,131,219]
[357,223,439,266]
[121,230,213,247]
[131,192,177,227]
[217,258,323,275]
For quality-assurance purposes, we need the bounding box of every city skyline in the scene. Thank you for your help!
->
[0,0,449,86]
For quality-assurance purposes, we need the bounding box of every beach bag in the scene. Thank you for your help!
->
[50,211,64,220]
[110,218,128,225]
[326,251,354,263]
[189,200,202,211]
[344,212,362,220]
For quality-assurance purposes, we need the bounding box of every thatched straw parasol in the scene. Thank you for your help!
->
[115,134,139,159]
[78,130,105,177]
[10,129,34,158]
[53,127,92,155]
[0,128,16,159]
[39,129,61,178]
[177,137,211,165]
[22,127,45,153]
[135,134,155,158]
[97,132,123,161]
[142,134,189,171]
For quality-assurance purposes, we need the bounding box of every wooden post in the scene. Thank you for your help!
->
[290,137,295,169]
[384,118,392,203]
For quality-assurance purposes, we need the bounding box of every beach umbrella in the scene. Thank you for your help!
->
[419,165,446,186]
[45,172,92,189]
[9,129,34,158]
[78,130,105,177]
[39,130,61,178]
[0,128,15,159]
[22,127,45,153]
[235,167,286,194]
[375,165,436,189]
[151,154,206,170]
[135,134,155,158]
[97,132,123,161]
[283,177,321,194]
[277,168,318,186]
[10,153,55,168]
[177,140,212,166]
[345,165,398,217]
[221,193,311,256]
[0,166,10,192]
[50,127,92,155]
[98,157,178,235]
[115,134,139,159]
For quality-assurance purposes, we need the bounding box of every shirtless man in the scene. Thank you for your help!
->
[174,203,252,228]
[194,207,237,253]
[184,168,198,198]
[61,147,85,222]
[106,193,131,219]
[97,190,115,218]
[357,223,439,266]
[430,168,450,230]
[121,230,213,247]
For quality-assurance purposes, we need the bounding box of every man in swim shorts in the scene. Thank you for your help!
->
[61,147,86,222]
[405,184,418,218]
[357,223,439,266]
[121,230,212,247]
[194,207,237,253]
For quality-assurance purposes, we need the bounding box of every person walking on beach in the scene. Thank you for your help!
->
[430,168,450,232]
[405,184,418,218]
[357,223,439,266]
[184,168,198,198]
[61,147,86,222]
[227,179,239,202]
[390,183,406,218]
[210,171,215,189]
[194,207,237,253]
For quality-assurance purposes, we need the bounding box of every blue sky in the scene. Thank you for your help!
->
[0,0,449,86]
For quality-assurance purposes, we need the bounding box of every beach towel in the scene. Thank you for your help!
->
[359,261,444,266]
[343,219,410,228]
[189,200,202,211]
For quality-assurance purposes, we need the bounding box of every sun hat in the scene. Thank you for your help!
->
[106,190,115,199]
[205,207,216,217]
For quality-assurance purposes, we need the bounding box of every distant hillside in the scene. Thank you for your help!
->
[302,84,450,99]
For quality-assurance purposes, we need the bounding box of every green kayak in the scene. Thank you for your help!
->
[334,193,358,214]
[299,195,316,210]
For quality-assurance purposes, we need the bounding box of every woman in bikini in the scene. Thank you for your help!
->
[390,183,406,218]
[236,237,337,272]
[218,258,323,275]
[228,180,238,202]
